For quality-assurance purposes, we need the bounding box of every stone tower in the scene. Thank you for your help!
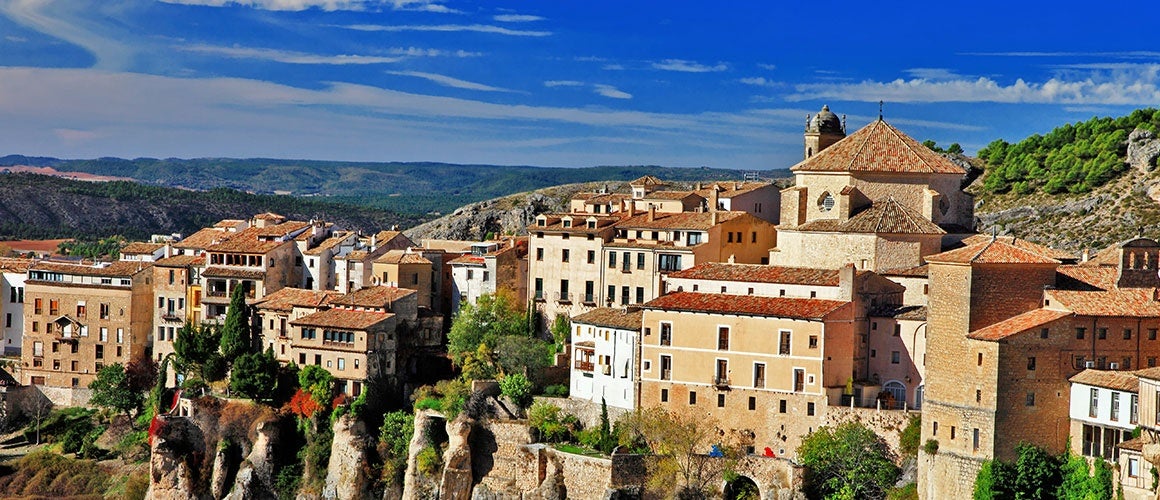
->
[804,104,846,159]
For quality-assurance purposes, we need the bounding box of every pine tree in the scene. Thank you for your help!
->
[220,283,254,361]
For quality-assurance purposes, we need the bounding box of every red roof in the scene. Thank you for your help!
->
[1069,369,1139,392]
[1047,289,1160,317]
[291,308,394,330]
[967,308,1071,341]
[615,211,745,230]
[926,238,1060,265]
[667,262,844,286]
[329,286,416,308]
[791,119,966,175]
[794,197,944,234]
[643,292,849,320]
[961,234,1074,261]
[254,287,339,312]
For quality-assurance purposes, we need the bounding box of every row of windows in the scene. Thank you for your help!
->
[647,355,810,391]
[1075,326,1159,340]
[31,299,122,319]
[658,388,817,415]
[464,269,490,281]
[30,342,121,361]
[8,286,23,303]
[297,352,362,371]
[655,322,816,354]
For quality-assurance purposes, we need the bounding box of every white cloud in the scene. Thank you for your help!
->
[788,65,1160,104]
[593,84,631,99]
[961,51,1160,59]
[652,59,728,73]
[345,23,551,37]
[757,63,776,71]
[739,77,778,88]
[182,44,404,64]
[386,47,481,57]
[390,0,460,14]
[5,35,28,42]
[387,70,513,92]
[0,0,133,70]
[903,68,965,80]
[161,0,461,12]
[602,64,625,71]
[543,80,584,87]
[493,14,544,22]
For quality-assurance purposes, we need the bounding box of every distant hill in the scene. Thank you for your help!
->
[0,173,422,241]
[0,155,789,216]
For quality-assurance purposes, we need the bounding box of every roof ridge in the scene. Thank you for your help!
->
[845,120,877,171]
[884,120,934,173]
[970,238,994,263]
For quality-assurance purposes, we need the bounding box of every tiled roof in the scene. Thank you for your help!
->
[966,309,1071,341]
[871,305,927,321]
[173,227,230,249]
[879,264,929,278]
[630,175,664,187]
[1117,437,1145,453]
[1056,266,1116,291]
[572,307,644,331]
[449,255,486,265]
[291,308,394,330]
[254,287,339,312]
[1133,366,1160,382]
[796,197,944,234]
[375,251,432,265]
[202,267,265,280]
[533,213,622,232]
[304,235,349,256]
[420,239,477,253]
[207,227,289,254]
[340,250,369,261]
[154,255,205,268]
[1069,369,1138,392]
[30,260,150,278]
[616,211,744,231]
[0,257,34,273]
[642,190,702,201]
[329,286,416,308]
[695,182,772,199]
[120,242,164,254]
[253,212,285,221]
[254,221,310,238]
[926,238,1061,265]
[667,262,843,286]
[1047,289,1160,317]
[643,292,849,320]
[790,119,966,175]
[961,234,1074,261]
[214,219,246,228]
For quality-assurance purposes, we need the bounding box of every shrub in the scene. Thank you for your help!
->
[414,397,442,411]
[500,373,534,409]
[542,384,569,397]
[899,415,921,458]
[923,439,939,455]
[416,445,441,477]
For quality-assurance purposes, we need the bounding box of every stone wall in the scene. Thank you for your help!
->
[552,449,614,499]
[27,384,92,407]
[532,396,629,429]
[825,406,915,457]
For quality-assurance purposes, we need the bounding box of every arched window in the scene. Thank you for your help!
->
[817,192,835,212]
[883,380,906,409]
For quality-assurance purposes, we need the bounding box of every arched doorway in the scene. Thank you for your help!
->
[724,475,760,500]
[883,380,907,409]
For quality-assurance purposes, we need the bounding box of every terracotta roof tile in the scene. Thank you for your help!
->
[173,227,230,249]
[120,242,165,254]
[207,227,289,254]
[154,255,205,268]
[291,308,394,330]
[926,238,1061,265]
[572,307,644,331]
[329,286,416,308]
[642,190,703,201]
[0,257,34,273]
[643,291,849,320]
[966,308,1071,341]
[1056,266,1117,291]
[1133,366,1160,382]
[961,234,1075,261]
[790,119,966,175]
[254,221,310,237]
[1117,437,1145,452]
[667,262,842,286]
[254,287,340,312]
[629,175,664,187]
[1046,289,1160,317]
[202,267,265,280]
[879,264,929,277]
[375,251,431,265]
[1069,369,1139,392]
[253,212,285,221]
[30,260,150,278]
[304,235,349,256]
[616,211,745,231]
[795,197,944,234]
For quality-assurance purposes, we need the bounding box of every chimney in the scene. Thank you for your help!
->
[839,263,856,301]
[1082,248,1090,262]
[711,211,718,225]
[695,182,702,190]
[709,186,720,213]
[371,233,378,250]
[648,205,656,222]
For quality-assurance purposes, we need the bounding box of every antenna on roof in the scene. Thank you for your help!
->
[878,100,884,121]
[990,226,998,241]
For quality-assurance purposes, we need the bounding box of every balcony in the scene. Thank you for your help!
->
[713,376,730,388]
[205,289,228,298]
[161,313,182,323]
[582,294,596,305]
[574,360,594,372]
[556,292,572,304]
[661,369,671,381]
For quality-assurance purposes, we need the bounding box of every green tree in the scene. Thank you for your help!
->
[1013,443,1061,500]
[220,283,255,361]
[974,459,1012,500]
[229,349,279,402]
[499,373,533,409]
[89,364,144,417]
[947,143,964,155]
[619,406,738,499]
[173,322,225,382]
[379,410,415,487]
[299,365,336,406]
[797,421,900,500]
[447,291,530,367]
[549,314,570,352]
[495,335,553,378]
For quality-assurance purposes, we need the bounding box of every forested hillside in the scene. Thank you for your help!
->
[977,108,1160,195]
[0,173,421,240]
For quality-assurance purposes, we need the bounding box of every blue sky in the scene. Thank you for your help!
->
[0,0,1158,170]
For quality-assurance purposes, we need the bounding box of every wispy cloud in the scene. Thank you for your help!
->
[161,0,461,12]
[387,70,513,92]
[652,59,728,73]
[543,80,584,88]
[961,51,1160,59]
[0,0,133,70]
[493,14,544,22]
[739,76,778,88]
[903,68,966,80]
[183,44,403,64]
[593,84,631,99]
[788,65,1160,104]
[603,64,625,71]
[5,35,28,43]
[345,23,551,37]
[756,63,776,71]
[390,0,460,13]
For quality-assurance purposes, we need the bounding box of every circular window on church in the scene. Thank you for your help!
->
[817,192,835,212]
[938,197,950,216]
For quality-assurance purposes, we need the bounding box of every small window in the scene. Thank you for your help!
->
[779,399,787,413]
[661,389,668,402]
[1040,328,1049,339]
[587,250,595,264]
[748,397,756,411]
[689,391,697,405]
[1124,328,1133,340]
[1150,328,1158,340]
[977,352,983,366]
[893,324,901,336]
[808,335,818,349]
[1076,327,1086,340]
[976,389,982,403]
[536,248,544,261]
[973,428,980,451]
[1027,357,1036,370]
[717,394,725,407]
[1098,328,1107,340]
[1026,392,1036,406]
[807,402,815,416]
[891,351,900,364]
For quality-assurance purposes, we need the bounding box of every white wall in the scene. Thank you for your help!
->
[570,322,638,410]
[1,271,25,355]
[1070,382,1137,430]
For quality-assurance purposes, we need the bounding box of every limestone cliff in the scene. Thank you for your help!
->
[323,415,377,500]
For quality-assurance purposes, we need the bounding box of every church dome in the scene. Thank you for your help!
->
[808,105,843,134]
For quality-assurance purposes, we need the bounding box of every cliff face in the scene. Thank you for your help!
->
[323,415,377,500]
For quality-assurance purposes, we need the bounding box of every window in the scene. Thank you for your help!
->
[95,345,104,359]
[621,286,629,305]
[753,363,765,388]
[718,327,729,350]
[34,298,42,314]
[893,324,901,336]
[1098,327,1107,340]
[99,327,108,342]
[1125,328,1133,340]
[778,331,791,355]
[584,281,595,303]
[1076,327,1086,339]
[299,353,306,364]
[660,355,671,380]
[1040,328,1049,339]
[660,323,672,346]
[534,278,543,300]
[976,389,982,403]
[1132,394,1139,424]
[482,271,489,281]
[337,358,346,371]
[977,352,983,366]
[689,391,697,405]
[587,250,595,264]
[608,252,616,268]
[76,304,86,318]
[950,426,956,440]
[1026,392,1036,406]
[562,249,570,262]
[891,351,900,364]
[536,248,544,261]
[808,335,818,349]
[1150,328,1158,340]
[717,394,725,408]
[686,232,702,245]
[748,397,756,410]
[559,280,569,300]
[1129,458,1140,478]
[621,252,630,272]
[751,232,757,243]
[933,422,938,436]
[466,269,473,280]
[411,273,419,285]
[657,254,682,272]
[807,402,815,416]
[973,429,980,451]
[779,399,787,413]
[1112,392,1120,421]
[1027,357,1036,370]
[661,389,668,402]
[607,285,615,303]
[1089,388,1099,418]
[49,299,59,315]
[727,232,733,243]
[637,253,645,270]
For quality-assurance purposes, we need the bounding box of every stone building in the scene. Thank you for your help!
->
[150,255,205,375]
[448,238,528,316]
[529,213,620,327]
[253,287,340,364]
[21,261,154,392]
[372,250,434,309]
[569,307,644,411]
[1,257,32,356]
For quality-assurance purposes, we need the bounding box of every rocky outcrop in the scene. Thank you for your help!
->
[405,192,556,241]
[147,417,210,500]
[402,411,440,500]
[1128,128,1160,173]
[225,420,279,500]
[440,417,475,500]
[323,415,376,500]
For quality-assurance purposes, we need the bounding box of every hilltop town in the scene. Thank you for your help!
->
[2,106,1160,500]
